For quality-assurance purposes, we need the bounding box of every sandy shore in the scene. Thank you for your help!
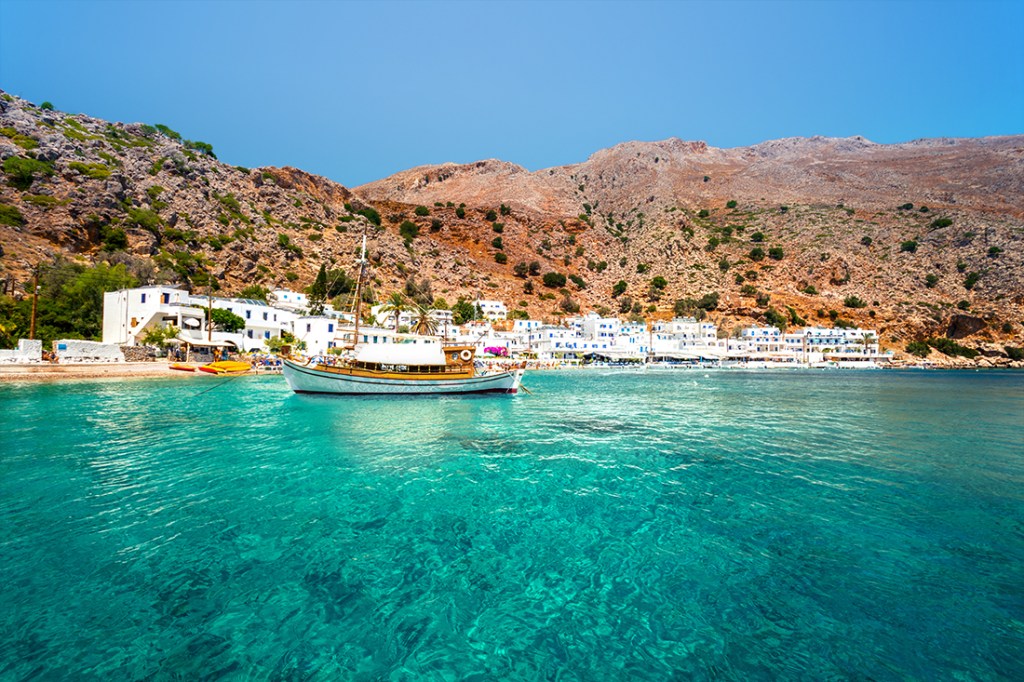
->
[0,362,183,383]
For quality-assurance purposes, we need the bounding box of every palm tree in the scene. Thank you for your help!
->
[862,332,876,356]
[378,292,411,330]
[411,303,439,336]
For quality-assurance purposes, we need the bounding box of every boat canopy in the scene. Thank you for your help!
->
[355,343,447,366]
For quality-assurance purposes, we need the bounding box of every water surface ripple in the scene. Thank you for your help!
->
[1,370,1022,679]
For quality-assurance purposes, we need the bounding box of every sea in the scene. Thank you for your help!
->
[1,369,1022,680]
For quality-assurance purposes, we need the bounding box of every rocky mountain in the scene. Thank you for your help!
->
[1,90,1022,362]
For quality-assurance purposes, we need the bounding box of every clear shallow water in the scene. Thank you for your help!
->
[1,370,1022,680]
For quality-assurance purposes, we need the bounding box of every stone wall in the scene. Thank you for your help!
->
[120,345,157,362]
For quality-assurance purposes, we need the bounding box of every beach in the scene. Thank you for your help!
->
[0,362,178,382]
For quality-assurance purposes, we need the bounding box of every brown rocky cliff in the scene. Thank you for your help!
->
[1,91,1021,359]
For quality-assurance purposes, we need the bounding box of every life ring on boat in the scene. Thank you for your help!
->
[459,349,473,361]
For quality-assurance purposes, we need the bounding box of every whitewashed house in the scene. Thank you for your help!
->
[473,299,508,321]
[102,285,205,346]
[784,327,880,363]
[269,289,309,312]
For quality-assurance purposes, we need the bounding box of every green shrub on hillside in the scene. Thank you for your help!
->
[906,341,930,357]
[3,156,54,190]
[399,220,419,245]
[0,203,26,226]
[68,162,111,180]
[355,206,381,225]
[928,337,978,359]
[542,272,566,288]
[843,296,867,309]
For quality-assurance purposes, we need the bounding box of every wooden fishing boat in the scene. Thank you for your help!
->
[281,233,523,396]
[282,343,523,395]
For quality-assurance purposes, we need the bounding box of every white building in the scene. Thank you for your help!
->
[370,305,454,331]
[473,299,508,321]
[783,327,880,363]
[186,295,297,352]
[269,289,309,312]
[102,285,205,346]
[734,326,785,356]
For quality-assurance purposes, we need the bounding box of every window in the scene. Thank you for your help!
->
[264,331,270,339]
[306,324,311,332]
[140,293,146,303]
[328,323,334,333]
[247,330,253,338]
[263,312,268,321]
[246,310,251,319]
[162,293,169,304]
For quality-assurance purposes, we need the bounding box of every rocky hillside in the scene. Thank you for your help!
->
[1,90,1022,361]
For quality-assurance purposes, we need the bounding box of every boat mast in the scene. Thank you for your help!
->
[351,233,368,348]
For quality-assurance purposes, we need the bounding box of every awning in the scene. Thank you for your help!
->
[174,335,237,348]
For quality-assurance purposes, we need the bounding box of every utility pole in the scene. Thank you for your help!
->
[29,265,40,340]
[207,283,213,342]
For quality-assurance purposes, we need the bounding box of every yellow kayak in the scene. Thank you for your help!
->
[198,360,251,375]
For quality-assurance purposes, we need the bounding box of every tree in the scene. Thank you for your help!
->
[209,308,245,333]
[379,292,411,330]
[399,220,419,245]
[307,264,328,315]
[513,261,528,277]
[139,324,179,349]
[411,304,439,336]
[239,284,270,301]
[452,298,476,324]
[542,272,566,288]
[612,280,627,297]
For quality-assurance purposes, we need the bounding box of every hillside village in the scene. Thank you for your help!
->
[11,282,999,369]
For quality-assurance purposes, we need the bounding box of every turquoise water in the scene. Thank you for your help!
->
[1,369,1022,680]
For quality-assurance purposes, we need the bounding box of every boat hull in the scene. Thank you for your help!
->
[282,359,523,395]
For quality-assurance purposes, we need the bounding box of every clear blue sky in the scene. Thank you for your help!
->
[2,0,1021,187]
